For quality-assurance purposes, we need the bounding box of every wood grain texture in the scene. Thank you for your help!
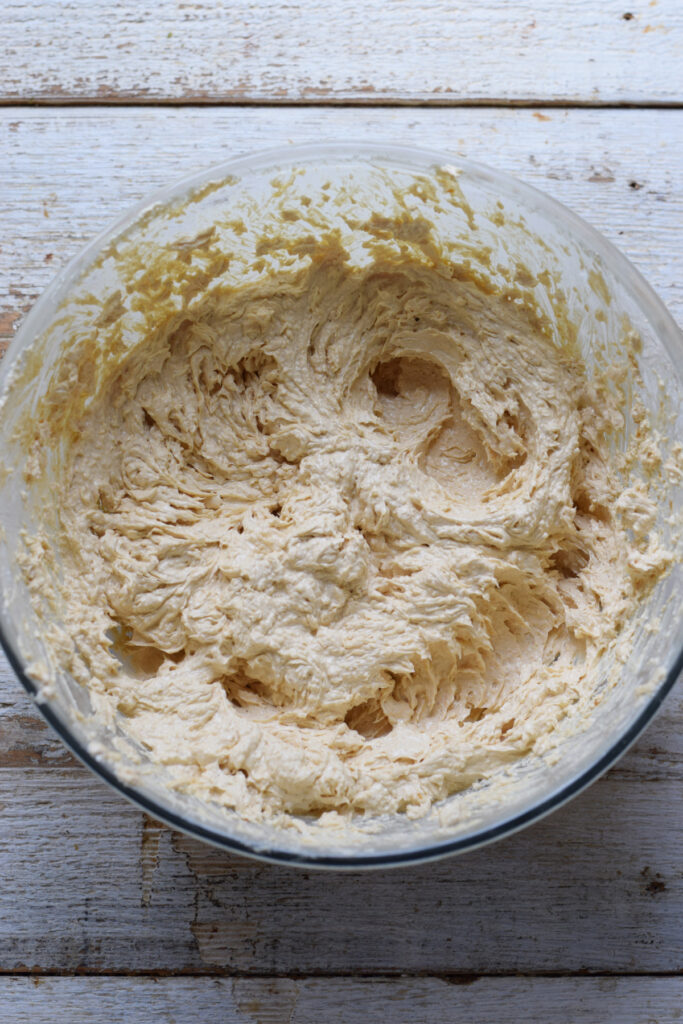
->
[2,13,683,1005]
[2,106,681,355]
[1,665,681,974]
[2,976,683,1024]
[2,0,682,105]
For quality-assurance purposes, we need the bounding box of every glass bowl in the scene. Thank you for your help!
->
[0,142,680,868]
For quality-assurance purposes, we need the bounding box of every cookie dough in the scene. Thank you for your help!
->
[18,171,670,824]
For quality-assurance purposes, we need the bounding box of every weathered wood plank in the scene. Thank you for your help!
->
[0,753,681,973]
[2,976,683,1023]
[2,106,681,355]
[2,0,682,105]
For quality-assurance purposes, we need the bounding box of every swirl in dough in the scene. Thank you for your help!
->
[40,237,666,823]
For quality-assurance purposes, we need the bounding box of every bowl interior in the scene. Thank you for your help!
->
[0,143,680,866]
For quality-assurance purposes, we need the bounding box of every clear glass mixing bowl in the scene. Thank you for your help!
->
[0,143,680,868]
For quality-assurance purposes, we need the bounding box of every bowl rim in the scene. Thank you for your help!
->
[2,140,682,869]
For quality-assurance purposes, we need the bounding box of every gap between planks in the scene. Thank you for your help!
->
[0,970,681,978]
[2,99,683,109]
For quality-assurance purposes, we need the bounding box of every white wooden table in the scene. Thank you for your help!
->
[1,3,682,1021]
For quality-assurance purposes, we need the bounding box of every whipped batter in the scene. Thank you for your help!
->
[17,168,670,824]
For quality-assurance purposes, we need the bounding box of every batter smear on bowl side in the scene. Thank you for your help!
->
[16,167,671,825]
